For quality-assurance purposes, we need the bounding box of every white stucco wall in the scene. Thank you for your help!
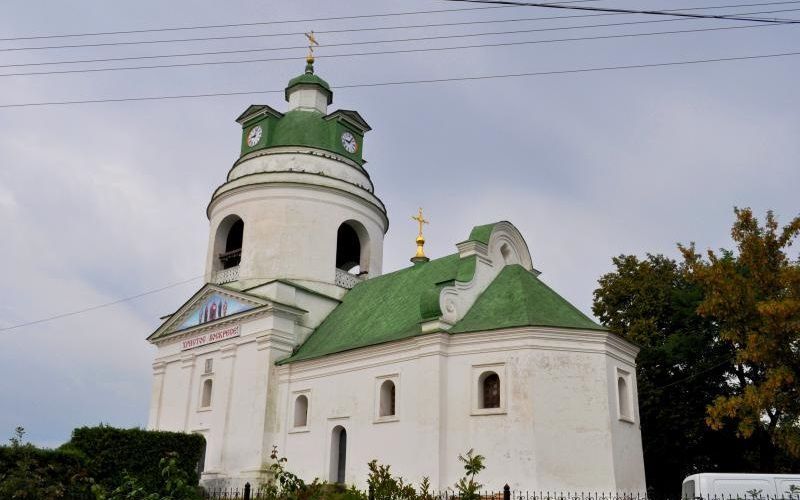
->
[150,308,646,493]
[274,328,646,493]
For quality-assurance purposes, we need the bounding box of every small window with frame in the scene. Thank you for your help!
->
[374,375,399,423]
[616,367,634,423]
[471,363,507,416]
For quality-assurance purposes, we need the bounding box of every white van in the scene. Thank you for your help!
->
[682,473,800,499]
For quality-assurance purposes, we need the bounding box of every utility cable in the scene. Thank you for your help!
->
[443,0,800,22]
[0,0,604,43]
[0,275,204,333]
[1,49,798,109]
[2,2,798,53]
[0,20,794,78]
[2,4,797,70]
[654,356,734,390]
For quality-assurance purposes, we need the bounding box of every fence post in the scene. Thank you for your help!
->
[369,484,375,500]
[505,484,511,500]
[244,482,251,500]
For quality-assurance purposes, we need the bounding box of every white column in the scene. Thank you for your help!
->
[180,354,196,431]
[147,361,167,429]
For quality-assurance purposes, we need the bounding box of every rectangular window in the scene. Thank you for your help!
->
[204,358,213,374]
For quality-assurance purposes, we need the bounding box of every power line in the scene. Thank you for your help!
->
[443,0,800,22]
[0,0,603,43]
[0,275,203,333]
[3,2,798,53]
[1,20,795,79]
[654,356,734,390]
[1,49,798,109]
[2,4,798,70]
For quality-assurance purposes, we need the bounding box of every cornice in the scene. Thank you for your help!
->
[231,147,367,179]
[206,178,388,229]
[280,326,639,381]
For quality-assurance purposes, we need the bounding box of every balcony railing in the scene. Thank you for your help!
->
[218,248,241,268]
[214,265,240,285]
[335,268,363,289]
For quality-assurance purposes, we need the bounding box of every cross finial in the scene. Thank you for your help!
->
[410,207,430,263]
[304,31,319,67]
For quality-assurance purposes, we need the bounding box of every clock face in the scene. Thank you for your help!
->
[341,131,358,154]
[247,126,263,147]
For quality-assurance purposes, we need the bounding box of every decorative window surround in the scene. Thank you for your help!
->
[374,374,399,423]
[616,367,635,423]
[290,390,311,432]
[199,377,214,411]
[471,363,507,416]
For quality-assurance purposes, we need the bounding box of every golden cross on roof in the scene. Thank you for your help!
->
[411,207,429,237]
[304,31,319,63]
[410,208,430,263]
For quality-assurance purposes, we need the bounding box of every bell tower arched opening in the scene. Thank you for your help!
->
[213,215,244,272]
[335,220,370,276]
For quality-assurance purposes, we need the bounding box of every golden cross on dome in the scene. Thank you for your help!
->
[304,31,319,63]
[412,207,429,237]
[410,208,430,263]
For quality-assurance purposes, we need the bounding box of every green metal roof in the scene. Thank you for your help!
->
[449,264,605,334]
[280,246,603,365]
[280,253,462,364]
[285,71,332,104]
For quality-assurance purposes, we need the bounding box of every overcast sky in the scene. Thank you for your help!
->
[1,0,798,448]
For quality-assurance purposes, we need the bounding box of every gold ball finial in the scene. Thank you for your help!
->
[411,208,430,264]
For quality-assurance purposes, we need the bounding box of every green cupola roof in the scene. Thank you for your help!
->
[285,61,332,105]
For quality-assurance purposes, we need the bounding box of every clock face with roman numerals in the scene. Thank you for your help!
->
[247,126,263,147]
[341,131,358,154]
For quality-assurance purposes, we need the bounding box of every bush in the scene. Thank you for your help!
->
[0,427,94,499]
[62,425,206,493]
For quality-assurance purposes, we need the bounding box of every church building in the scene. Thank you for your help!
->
[146,56,647,492]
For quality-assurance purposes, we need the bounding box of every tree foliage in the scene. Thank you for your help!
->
[593,254,740,499]
[680,208,800,462]
[593,208,800,499]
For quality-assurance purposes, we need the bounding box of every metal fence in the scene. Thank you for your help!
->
[200,484,800,500]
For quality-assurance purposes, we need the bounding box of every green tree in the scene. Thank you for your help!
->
[680,208,800,466]
[593,254,742,499]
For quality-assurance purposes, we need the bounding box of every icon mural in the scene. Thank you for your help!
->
[178,293,254,330]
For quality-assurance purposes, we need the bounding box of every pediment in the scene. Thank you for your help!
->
[148,284,267,341]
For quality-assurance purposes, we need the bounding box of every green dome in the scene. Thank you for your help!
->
[285,64,332,104]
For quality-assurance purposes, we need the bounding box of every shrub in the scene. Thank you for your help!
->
[0,427,95,499]
[62,425,206,493]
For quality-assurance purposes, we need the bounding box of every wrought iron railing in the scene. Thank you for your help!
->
[201,486,800,500]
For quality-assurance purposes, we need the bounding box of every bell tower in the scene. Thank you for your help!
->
[203,60,387,300]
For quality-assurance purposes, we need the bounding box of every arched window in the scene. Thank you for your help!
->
[618,376,631,420]
[294,395,309,428]
[336,223,361,273]
[201,379,213,408]
[335,220,370,278]
[329,426,347,484]
[215,215,244,270]
[379,380,396,417]
[478,371,500,409]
